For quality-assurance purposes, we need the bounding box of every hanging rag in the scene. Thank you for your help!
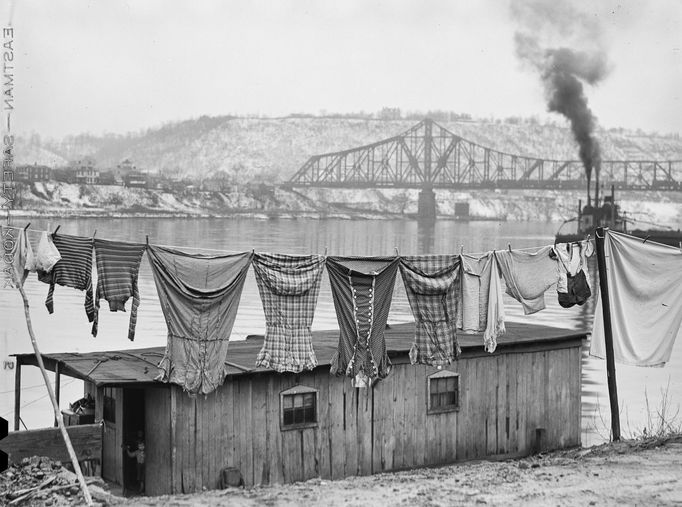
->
[399,255,461,366]
[591,230,682,367]
[147,245,253,395]
[30,231,61,273]
[457,252,506,352]
[1,226,33,288]
[553,241,593,308]
[326,256,399,387]
[554,240,594,293]
[252,252,325,373]
[91,239,147,341]
[37,233,94,322]
[495,246,559,315]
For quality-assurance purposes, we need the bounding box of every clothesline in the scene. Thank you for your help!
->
[3,221,597,395]
[8,223,594,257]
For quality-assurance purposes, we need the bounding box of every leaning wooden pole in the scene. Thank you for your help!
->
[595,227,621,441]
[15,282,94,506]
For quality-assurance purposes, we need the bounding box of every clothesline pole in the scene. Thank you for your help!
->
[15,281,94,506]
[595,227,621,441]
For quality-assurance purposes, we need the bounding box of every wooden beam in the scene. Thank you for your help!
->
[54,363,61,428]
[16,282,94,505]
[0,423,102,464]
[595,227,621,441]
[14,361,20,431]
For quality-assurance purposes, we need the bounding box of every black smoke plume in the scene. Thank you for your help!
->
[512,2,609,203]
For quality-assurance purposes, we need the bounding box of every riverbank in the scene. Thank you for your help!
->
[10,182,682,227]
[107,435,682,506]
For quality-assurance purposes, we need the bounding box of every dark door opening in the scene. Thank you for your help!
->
[122,388,145,495]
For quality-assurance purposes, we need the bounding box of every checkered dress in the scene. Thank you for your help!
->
[326,256,399,387]
[399,255,461,366]
[252,252,325,373]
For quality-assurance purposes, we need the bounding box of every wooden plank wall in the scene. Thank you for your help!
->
[0,423,102,464]
[165,343,582,493]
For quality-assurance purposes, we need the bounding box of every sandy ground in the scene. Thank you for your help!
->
[114,437,682,507]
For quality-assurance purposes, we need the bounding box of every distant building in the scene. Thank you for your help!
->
[117,158,135,174]
[97,170,118,186]
[124,171,148,189]
[52,168,78,184]
[74,157,100,185]
[15,164,51,182]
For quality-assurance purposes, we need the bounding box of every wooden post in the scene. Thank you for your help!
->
[16,283,94,505]
[54,363,61,428]
[14,361,21,431]
[595,227,621,441]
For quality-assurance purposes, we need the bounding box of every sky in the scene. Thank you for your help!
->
[4,0,681,138]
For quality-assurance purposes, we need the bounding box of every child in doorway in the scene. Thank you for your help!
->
[124,441,145,493]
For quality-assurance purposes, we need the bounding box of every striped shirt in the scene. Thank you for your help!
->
[38,234,94,322]
[252,252,325,373]
[399,255,461,366]
[92,239,146,341]
[327,256,399,387]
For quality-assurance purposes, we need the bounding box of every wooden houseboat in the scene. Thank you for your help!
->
[6,322,586,496]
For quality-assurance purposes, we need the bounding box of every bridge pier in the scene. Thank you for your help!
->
[417,188,437,219]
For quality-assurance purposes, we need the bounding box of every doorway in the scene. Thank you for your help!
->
[122,388,145,494]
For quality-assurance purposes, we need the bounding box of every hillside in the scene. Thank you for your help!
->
[15,117,682,182]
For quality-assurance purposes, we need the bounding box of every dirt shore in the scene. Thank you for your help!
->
[114,437,682,507]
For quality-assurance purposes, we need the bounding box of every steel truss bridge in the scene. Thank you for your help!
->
[288,119,682,191]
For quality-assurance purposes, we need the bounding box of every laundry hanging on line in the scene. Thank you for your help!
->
[326,256,399,388]
[37,233,95,322]
[399,254,461,366]
[591,230,682,367]
[252,252,325,373]
[0,225,33,288]
[147,244,253,395]
[553,240,593,308]
[458,252,506,353]
[5,225,603,386]
[495,245,559,315]
[91,238,147,341]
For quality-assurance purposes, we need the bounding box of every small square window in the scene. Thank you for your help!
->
[280,386,318,430]
[427,371,459,414]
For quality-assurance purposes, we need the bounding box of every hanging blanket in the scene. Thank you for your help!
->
[326,256,399,387]
[38,233,94,322]
[399,255,461,366]
[458,252,505,352]
[591,230,682,366]
[495,246,559,315]
[1,226,32,288]
[92,239,147,341]
[147,245,253,395]
[252,252,325,373]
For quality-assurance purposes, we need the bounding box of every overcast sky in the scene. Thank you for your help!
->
[5,0,682,138]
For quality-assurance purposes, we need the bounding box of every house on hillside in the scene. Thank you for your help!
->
[15,164,52,182]
[124,172,149,189]
[74,157,100,185]
[7,322,585,496]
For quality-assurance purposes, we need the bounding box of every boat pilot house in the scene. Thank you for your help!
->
[11,322,585,496]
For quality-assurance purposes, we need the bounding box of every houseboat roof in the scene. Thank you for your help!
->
[14,322,586,387]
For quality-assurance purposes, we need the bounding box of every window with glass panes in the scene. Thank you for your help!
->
[281,390,317,429]
[428,373,459,413]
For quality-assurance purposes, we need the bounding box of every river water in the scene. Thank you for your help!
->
[1,217,680,447]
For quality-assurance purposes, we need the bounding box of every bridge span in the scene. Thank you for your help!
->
[288,119,682,217]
